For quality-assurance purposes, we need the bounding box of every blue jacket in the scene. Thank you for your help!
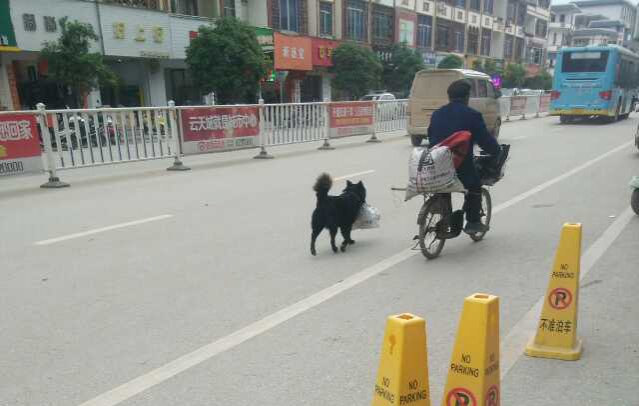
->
[427,101,501,187]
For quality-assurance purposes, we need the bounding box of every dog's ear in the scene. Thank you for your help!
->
[346,180,353,186]
[357,181,363,185]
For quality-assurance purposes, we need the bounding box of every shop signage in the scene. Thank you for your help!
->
[312,38,339,67]
[0,0,18,49]
[328,102,374,138]
[180,107,260,154]
[274,32,312,71]
[0,114,43,177]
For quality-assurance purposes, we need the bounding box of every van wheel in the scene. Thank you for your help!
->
[411,135,423,146]
[492,119,501,139]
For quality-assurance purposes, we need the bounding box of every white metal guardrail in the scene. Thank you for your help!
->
[1,96,548,188]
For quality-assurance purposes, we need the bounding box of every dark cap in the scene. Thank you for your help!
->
[447,79,472,100]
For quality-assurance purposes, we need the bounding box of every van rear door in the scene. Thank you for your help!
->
[409,71,459,129]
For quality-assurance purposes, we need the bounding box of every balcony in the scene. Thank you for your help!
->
[549,21,573,30]
[101,0,168,11]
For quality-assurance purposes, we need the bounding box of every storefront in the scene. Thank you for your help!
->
[273,32,312,103]
[0,0,19,111]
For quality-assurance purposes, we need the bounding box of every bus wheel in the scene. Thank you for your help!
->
[560,115,571,124]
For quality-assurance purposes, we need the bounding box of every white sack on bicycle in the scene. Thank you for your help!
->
[352,203,380,229]
[405,130,470,200]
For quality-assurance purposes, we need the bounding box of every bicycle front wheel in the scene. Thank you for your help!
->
[418,197,446,259]
[470,188,492,242]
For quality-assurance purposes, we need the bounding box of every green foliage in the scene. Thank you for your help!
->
[381,44,424,98]
[40,17,116,108]
[523,70,553,90]
[330,42,382,99]
[185,18,269,104]
[502,63,526,88]
[472,59,503,77]
[437,55,463,69]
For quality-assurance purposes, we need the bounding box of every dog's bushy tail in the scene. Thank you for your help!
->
[313,173,332,201]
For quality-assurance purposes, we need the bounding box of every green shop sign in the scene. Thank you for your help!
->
[0,0,18,50]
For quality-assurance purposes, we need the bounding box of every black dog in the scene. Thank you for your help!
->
[311,173,366,256]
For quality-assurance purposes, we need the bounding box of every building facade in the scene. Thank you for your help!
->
[0,0,551,110]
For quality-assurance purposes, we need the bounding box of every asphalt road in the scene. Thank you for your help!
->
[1,115,638,406]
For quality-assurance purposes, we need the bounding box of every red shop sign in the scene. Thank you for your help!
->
[0,113,43,177]
[312,38,340,67]
[180,106,260,154]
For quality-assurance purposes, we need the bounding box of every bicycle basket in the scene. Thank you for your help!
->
[476,144,510,186]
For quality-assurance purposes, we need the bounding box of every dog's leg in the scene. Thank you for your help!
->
[310,229,322,256]
[340,225,355,252]
[329,227,338,253]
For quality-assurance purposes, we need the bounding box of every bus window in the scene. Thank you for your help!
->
[561,51,609,73]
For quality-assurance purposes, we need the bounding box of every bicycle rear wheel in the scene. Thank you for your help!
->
[418,196,446,259]
[470,188,492,242]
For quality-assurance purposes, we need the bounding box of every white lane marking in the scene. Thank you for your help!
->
[76,249,416,406]
[493,141,633,214]
[333,170,376,181]
[510,136,529,140]
[500,207,635,380]
[76,141,630,406]
[35,215,174,246]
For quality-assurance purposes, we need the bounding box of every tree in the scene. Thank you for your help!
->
[186,18,269,104]
[437,55,463,69]
[330,42,382,100]
[523,70,553,90]
[502,63,526,88]
[472,59,484,72]
[381,44,424,98]
[40,17,116,108]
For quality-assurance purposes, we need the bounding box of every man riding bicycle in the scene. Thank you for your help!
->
[427,80,502,235]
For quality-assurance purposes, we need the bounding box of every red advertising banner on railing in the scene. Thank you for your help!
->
[180,106,260,154]
[509,96,528,116]
[539,95,551,113]
[0,114,44,177]
[328,102,374,138]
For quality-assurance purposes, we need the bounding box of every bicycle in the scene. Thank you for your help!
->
[396,144,510,260]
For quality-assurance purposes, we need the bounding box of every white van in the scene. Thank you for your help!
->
[407,69,502,146]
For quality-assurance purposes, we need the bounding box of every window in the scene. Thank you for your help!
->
[559,14,565,23]
[319,2,333,36]
[345,0,367,41]
[483,0,494,15]
[454,30,464,52]
[507,1,516,22]
[535,20,547,37]
[551,14,555,22]
[399,20,415,46]
[455,0,465,7]
[481,31,491,56]
[573,38,590,47]
[222,0,236,17]
[470,0,480,12]
[372,5,394,44]
[553,32,557,45]
[515,38,524,61]
[279,0,300,32]
[469,80,478,97]
[486,82,496,98]
[436,23,450,49]
[504,35,513,59]
[468,29,479,54]
[477,80,488,97]
[530,47,543,65]
[417,15,433,48]
[561,50,609,72]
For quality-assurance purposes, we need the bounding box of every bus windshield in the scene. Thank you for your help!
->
[561,51,609,73]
